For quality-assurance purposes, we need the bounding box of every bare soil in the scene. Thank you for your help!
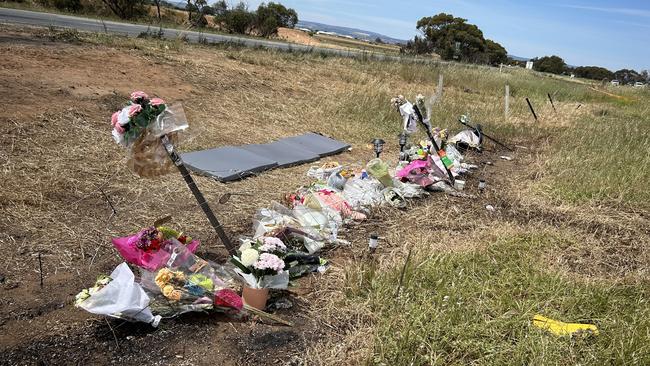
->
[1,25,647,366]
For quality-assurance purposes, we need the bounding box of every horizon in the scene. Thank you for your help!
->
[240,0,649,72]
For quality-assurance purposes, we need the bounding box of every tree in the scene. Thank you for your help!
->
[255,2,298,36]
[403,13,507,65]
[416,13,487,61]
[99,0,145,19]
[531,55,566,74]
[641,70,649,83]
[375,37,384,44]
[186,0,208,27]
[485,39,507,65]
[221,2,256,34]
[401,35,433,55]
[573,66,614,80]
[614,69,643,84]
[152,0,162,21]
[212,0,228,17]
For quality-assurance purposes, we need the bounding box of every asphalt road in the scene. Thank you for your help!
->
[0,7,407,61]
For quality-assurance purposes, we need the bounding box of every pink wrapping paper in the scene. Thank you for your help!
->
[112,235,200,271]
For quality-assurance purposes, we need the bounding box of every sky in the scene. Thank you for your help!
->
[238,0,650,71]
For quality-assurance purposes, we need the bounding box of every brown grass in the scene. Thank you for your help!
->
[0,24,648,365]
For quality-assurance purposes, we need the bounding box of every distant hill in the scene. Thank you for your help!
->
[508,54,530,62]
[296,20,407,45]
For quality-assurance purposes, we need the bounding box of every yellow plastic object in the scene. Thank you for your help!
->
[365,158,394,187]
[532,314,599,336]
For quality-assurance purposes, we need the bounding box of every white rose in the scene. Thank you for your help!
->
[238,240,253,253]
[240,248,259,267]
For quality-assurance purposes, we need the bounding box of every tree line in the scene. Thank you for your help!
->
[402,12,647,82]
[31,0,297,36]
[515,55,648,83]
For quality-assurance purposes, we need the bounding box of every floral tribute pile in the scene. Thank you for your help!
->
[76,225,244,325]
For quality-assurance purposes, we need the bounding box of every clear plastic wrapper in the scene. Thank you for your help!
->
[139,242,243,317]
[231,237,290,289]
[342,177,385,210]
[75,263,161,327]
[307,163,343,181]
[303,190,366,221]
[110,91,189,178]
[126,104,188,178]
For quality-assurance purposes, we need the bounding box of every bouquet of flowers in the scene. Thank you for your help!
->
[231,237,289,290]
[112,226,200,271]
[75,263,161,326]
[140,242,243,316]
[110,91,188,177]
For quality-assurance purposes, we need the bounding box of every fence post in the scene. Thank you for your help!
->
[505,84,510,122]
[436,74,444,103]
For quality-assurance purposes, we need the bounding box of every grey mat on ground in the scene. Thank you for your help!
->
[278,132,350,157]
[181,147,279,182]
[240,140,320,167]
[180,132,349,182]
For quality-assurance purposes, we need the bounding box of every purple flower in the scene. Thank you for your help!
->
[259,237,287,253]
[253,253,285,273]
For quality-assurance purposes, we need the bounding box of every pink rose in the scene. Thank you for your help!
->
[150,98,165,107]
[111,111,119,127]
[130,91,148,101]
[114,124,125,134]
[128,104,142,117]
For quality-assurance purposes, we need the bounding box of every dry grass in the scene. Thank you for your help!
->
[1,24,648,365]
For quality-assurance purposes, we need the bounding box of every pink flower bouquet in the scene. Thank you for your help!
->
[109,91,189,178]
[231,237,289,289]
[112,226,200,271]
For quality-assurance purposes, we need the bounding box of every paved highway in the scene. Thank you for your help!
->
[0,7,411,62]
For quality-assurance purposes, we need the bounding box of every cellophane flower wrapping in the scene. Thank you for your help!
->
[75,262,161,326]
[231,237,290,289]
[138,242,243,317]
[110,91,189,178]
[112,226,200,272]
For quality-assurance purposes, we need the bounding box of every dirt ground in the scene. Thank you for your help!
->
[1,25,647,365]
[276,27,321,47]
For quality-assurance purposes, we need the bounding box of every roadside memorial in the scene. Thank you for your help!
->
[110,91,235,254]
[76,88,513,331]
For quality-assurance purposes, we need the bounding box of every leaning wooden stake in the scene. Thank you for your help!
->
[547,93,557,113]
[160,135,236,255]
[525,97,538,121]
[244,304,294,326]
[504,84,510,122]
[412,105,455,185]
[38,252,44,289]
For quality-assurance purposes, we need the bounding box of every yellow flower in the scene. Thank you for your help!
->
[155,268,173,288]
[161,284,182,301]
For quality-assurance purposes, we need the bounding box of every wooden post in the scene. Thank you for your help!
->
[505,84,510,122]
[547,93,557,113]
[526,97,538,121]
[160,135,236,255]
[38,252,43,289]
[436,73,444,103]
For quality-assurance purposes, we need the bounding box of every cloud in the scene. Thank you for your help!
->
[559,4,650,18]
